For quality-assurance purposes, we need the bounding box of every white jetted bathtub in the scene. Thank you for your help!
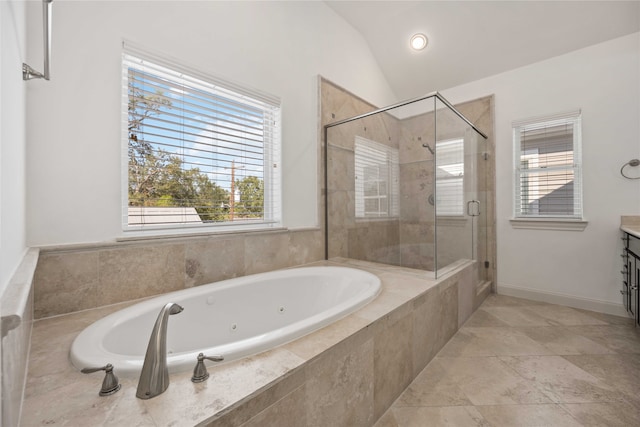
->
[70,266,381,376]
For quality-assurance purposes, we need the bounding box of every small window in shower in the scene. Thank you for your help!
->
[513,110,582,219]
[435,138,464,216]
[354,136,399,219]
[122,44,281,233]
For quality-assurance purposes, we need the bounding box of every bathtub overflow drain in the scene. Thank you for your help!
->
[278,306,285,313]
[230,323,237,332]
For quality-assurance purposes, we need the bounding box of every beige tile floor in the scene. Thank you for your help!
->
[375,294,640,427]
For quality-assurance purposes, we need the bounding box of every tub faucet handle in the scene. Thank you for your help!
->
[191,352,224,383]
[81,363,121,396]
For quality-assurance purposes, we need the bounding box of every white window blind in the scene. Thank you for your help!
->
[513,110,582,219]
[122,45,281,231]
[435,138,464,216]
[354,137,399,218]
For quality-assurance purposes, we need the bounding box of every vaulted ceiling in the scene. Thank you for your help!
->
[325,1,640,100]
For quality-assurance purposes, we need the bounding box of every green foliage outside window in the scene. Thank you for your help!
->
[127,85,265,223]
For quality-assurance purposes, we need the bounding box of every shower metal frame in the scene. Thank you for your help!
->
[322,91,488,266]
[23,0,53,81]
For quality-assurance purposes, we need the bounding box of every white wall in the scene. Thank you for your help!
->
[442,33,640,313]
[26,1,396,246]
[1,1,28,297]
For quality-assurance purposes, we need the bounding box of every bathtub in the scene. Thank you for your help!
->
[70,266,381,376]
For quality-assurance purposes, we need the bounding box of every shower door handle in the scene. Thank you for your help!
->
[467,200,480,217]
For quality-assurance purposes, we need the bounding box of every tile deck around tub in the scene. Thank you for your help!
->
[21,259,454,426]
[375,294,640,427]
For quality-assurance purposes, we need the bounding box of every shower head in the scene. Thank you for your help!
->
[422,143,435,155]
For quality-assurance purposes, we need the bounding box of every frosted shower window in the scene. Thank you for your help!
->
[122,47,281,231]
[435,138,464,216]
[354,136,399,218]
[513,110,582,219]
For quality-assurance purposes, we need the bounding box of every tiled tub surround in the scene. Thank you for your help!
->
[22,258,487,426]
[1,248,39,427]
[33,228,323,319]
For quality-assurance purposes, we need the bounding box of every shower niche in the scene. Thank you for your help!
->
[322,80,495,283]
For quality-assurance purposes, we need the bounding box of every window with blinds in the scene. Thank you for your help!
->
[122,46,281,231]
[513,110,582,219]
[435,138,464,216]
[354,136,399,218]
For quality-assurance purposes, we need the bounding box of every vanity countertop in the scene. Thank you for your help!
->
[621,215,640,239]
[621,226,640,239]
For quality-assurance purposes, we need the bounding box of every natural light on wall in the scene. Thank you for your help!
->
[121,43,281,233]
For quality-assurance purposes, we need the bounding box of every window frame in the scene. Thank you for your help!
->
[511,109,586,229]
[121,43,282,236]
[435,137,465,217]
[354,136,399,220]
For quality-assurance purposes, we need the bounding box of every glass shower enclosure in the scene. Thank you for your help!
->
[324,92,488,279]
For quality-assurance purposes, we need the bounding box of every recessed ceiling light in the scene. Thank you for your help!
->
[410,33,428,51]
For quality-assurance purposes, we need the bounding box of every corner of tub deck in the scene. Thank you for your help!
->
[1,247,39,338]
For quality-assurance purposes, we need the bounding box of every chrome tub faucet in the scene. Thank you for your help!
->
[136,302,183,399]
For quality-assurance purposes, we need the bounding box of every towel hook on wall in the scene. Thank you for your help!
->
[23,0,53,81]
[620,158,640,180]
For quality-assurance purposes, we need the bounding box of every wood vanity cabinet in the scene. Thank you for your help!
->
[622,232,640,326]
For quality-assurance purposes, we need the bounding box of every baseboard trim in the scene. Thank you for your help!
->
[476,280,492,297]
[497,282,628,318]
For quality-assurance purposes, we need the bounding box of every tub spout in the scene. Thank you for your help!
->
[136,302,183,399]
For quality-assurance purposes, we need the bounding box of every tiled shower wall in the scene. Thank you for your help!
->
[396,110,436,271]
[33,229,323,318]
[321,78,496,284]
[323,81,402,264]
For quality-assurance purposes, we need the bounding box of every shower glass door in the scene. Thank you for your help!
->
[434,97,484,278]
